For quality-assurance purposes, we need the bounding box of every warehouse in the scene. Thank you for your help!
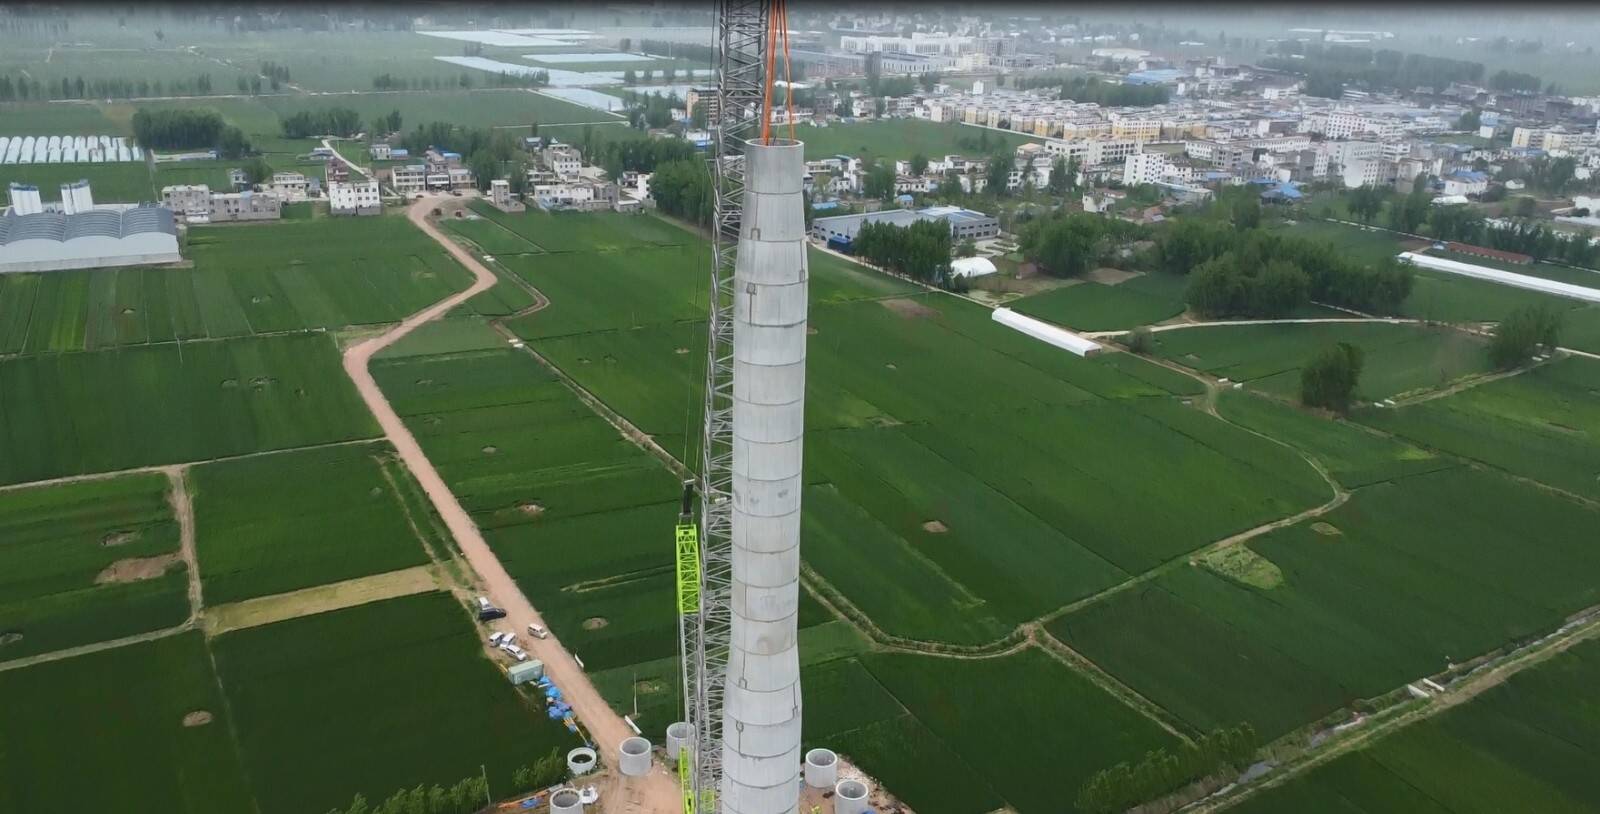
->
[810,206,999,249]
[0,206,181,273]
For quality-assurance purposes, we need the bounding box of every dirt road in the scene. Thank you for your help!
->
[344,196,680,813]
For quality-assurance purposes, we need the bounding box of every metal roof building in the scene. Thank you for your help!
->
[0,206,181,273]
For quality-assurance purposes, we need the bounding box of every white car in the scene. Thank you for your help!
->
[506,645,529,662]
[488,632,506,646]
[527,624,549,640]
[475,596,492,612]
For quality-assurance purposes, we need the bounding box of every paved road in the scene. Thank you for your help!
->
[344,196,680,813]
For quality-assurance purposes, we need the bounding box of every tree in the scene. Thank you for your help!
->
[863,164,896,200]
[467,150,498,192]
[985,152,1013,197]
[1047,157,1069,196]
[1389,175,1432,233]
[1300,342,1365,412]
[909,153,928,177]
[1346,184,1388,223]
[1487,303,1561,369]
[623,69,637,84]
[956,237,977,257]
[919,71,941,92]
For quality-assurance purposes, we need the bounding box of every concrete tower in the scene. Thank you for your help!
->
[721,136,807,814]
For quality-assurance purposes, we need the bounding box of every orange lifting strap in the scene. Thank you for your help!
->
[760,0,796,145]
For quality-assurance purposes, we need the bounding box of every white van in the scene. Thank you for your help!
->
[528,624,549,640]
[475,596,492,611]
[488,632,508,646]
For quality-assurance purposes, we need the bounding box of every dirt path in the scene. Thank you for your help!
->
[321,137,373,179]
[347,196,681,813]
[0,622,192,673]
[163,465,204,622]
[205,565,442,636]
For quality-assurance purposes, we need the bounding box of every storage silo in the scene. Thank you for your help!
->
[8,183,44,216]
[61,180,94,214]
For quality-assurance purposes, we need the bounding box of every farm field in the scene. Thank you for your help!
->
[1051,466,1600,740]
[0,101,122,135]
[794,119,1040,163]
[260,88,622,130]
[191,442,434,604]
[1229,636,1600,814]
[0,473,188,660]
[1151,321,1492,401]
[211,591,578,814]
[1215,389,1454,488]
[0,632,255,814]
[1358,356,1600,499]
[0,333,377,485]
[0,160,159,204]
[1009,272,1188,331]
[0,215,475,355]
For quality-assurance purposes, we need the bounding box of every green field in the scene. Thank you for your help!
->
[795,119,1040,163]
[1009,273,1189,331]
[0,333,377,485]
[1216,389,1453,488]
[261,88,622,130]
[212,592,578,814]
[1,160,159,204]
[1230,636,1600,814]
[0,473,189,660]
[1152,321,1492,402]
[0,633,255,814]
[0,102,121,135]
[1358,356,1600,499]
[1052,466,1600,740]
[0,215,474,355]
[191,442,433,604]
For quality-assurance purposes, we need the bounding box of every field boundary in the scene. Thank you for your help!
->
[0,437,383,495]
[203,565,443,636]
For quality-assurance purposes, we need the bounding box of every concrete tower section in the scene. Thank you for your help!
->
[721,137,807,814]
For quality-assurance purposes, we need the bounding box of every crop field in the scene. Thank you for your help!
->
[0,101,121,135]
[466,200,694,254]
[1230,636,1600,814]
[191,442,433,604]
[260,88,622,130]
[212,591,579,814]
[1215,390,1453,488]
[0,473,188,660]
[0,160,158,204]
[0,632,255,814]
[1,216,474,355]
[0,333,377,485]
[1010,274,1188,331]
[1358,356,1600,499]
[794,119,1040,162]
[1152,321,1492,401]
[1051,466,1600,740]
[445,214,547,256]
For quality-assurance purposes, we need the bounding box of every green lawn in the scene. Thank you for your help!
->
[191,442,433,604]
[0,473,189,659]
[795,119,1040,163]
[1215,389,1453,488]
[1,160,157,204]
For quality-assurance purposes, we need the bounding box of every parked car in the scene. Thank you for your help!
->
[488,632,508,646]
[478,607,507,622]
[506,645,529,662]
[476,596,492,611]
[528,624,549,640]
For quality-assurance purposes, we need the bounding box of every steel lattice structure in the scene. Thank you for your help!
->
[681,2,769,812]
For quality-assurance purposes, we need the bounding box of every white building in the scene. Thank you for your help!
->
[329,179,382,216]
[390,164,426,195]
[370,143,393,160]
[1123,152,1171,186]
[268,172,310,202]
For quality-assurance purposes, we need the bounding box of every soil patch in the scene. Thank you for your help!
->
[675,347,689,354]
[0,631,21,647]
[182,711,214,727]
[101,530,140,547]
[634,679,665,695]
[880,298,938,319]
[1086,267,1141,286]
[921,520,949,533]
[95,553,182,585]
[806,326,819,335]
[1198,546,1284,590]
[582,617,609,630]
[482,445,499,455]
[519,502,546,518]
[1312,522,1342,537]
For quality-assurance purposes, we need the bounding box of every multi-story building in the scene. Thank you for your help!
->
[370,143,393,160]
[839,33,974,57]
[1123,152,1172,186]
[328,179,382,216]
[210,190,281,222]
[268,172,310,202]
[161,184,213,217]
[390,164,426,195]
[542,145,583,178]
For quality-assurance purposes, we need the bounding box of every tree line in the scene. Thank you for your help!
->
[282,107,363,139]
[0,73,216,101]
[850,219,954,284]
[1019,211,1149,278]
[1155,208,1415,317]
[131,108,252,158]
[1264,43,1489,98]
[322,748,566,814]
[649,158,715,226]
[1012,74,1169,107]
[1075,724,1258,813]
[1341,184,1598,267]
[370,71,548,91]
[593,137,697,181]
[639,38,714,65]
